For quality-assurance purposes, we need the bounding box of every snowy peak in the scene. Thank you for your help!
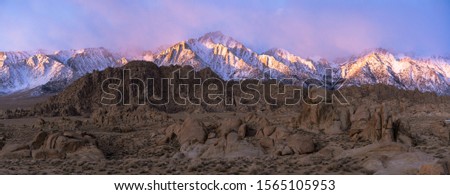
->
[197,31,245,49]
[0,47,129,95]
[263,48,292,57]
[0,51,33,66]
[154,41,202,69]
[340,48,450,94]
[1,33,450,96]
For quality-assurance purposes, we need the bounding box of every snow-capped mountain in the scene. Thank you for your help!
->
[149,33,448,95]
[153,31,263,80]
[1,32,449,96]
[152,31,330,80]
[339,49,450,95]
[0,47,126,94]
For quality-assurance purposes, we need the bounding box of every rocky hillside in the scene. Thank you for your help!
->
[1,60,449,175]
[32,61,226,116]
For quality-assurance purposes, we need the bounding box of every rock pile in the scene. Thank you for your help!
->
[0,130,104,161]
[159,114,316,158]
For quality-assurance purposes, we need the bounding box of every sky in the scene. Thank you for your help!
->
[0,0,449,59]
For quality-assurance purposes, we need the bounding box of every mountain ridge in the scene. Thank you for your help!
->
[1,32,449,95]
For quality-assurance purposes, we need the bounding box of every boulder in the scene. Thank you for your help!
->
[259,137,274,149]
[281,146,294,156]
[237,124,247,139]
[362,159,385,173]
[287,134,315,154]
[419,164,448,175]
[176,117,207,145]
[0,131,104,161]
[269,127,290,140]
[217,118,242,137]
[30,131,48,150]
[262,126,276,137]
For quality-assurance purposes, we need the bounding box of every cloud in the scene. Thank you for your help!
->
[0,0,449,58]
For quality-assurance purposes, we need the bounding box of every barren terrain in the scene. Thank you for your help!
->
[0,61,449,175]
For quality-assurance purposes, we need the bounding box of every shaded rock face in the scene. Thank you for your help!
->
[32,61,229,117]
[293,96,415,145]
[160,113,316,158]
[346,103,406,143]
[0,131,104,161]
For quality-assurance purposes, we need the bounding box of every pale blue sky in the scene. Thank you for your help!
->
[1,0,449,58]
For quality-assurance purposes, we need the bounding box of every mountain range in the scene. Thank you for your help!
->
[1,31,449,95]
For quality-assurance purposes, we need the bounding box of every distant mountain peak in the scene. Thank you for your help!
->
[197,31,244,49]
[75,47,108,54]
[361,48,394,57]
[263,48,292,56]
[198,31,226,40]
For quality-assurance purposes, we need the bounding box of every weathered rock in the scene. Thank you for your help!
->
[216,118,241,137]
[0,143,31,159]
[201,138,226,158]
[270,127,290,140]
[237,124,247,139]
[30,131,48,150]
[374,152,436,174]
[224,132,263,157]
[281,146,294,156]
[338,108,351,131]
[2,143,29,152]
[176,117,206,145]
[325,121,343,135]
[162,124,181,138]
[419,164,447,175]
[362,159,385,173]
[243,113,270,132]
[262,126,276,137]
[287,134,315,154]
[66,145,104,161]
[32,149,65,160]
[438,158,450,173]
[207,132,216,139]
[1,131,104,161]
[397,134,414,146]
[259,137,274,149]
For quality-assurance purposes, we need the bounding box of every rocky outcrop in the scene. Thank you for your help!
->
[293,96,417,146]
[0,130,104,161]
[159,113,316,158]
